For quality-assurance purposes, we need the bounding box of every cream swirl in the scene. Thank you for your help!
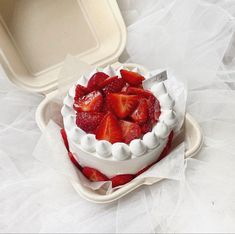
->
[80,134,97,152]
[151,82,166,97]
[112,143,131,160]
[96,140,112,158]
[154,122,169,139]
[143,131,160,149]
[130,139,147,157]
[158,93,175,109]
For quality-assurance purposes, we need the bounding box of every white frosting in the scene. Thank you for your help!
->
[154,122,169,139]
[103,65,116,77]
[70,127,86,144]
[63,94,74,106]
[96,140,112,158]
[158,93,175,109]
[130,139,147,157]
[151,82,167,97]
[64,115,76,131]
[160,110,177,129]
[143,131,160,149]
[62,65,177,165]
[80,134,97,152]
[77,75,87,86]
[61,105,73,116]
[112,143,131,161]
[117,65,129,76]
[68,84,76,98]
[132,67,140,73]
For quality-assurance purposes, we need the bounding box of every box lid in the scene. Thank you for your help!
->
[0,0,126,94]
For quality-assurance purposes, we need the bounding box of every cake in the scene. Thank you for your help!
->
[61,64,177,187]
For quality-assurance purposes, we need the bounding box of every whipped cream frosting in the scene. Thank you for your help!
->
[61,64,177,162]
[96,140,112,158]
[80,134,97,152]
[143,131,160,149]
[112,143,131,161]
[154,122,169,139]
[130,139,147,157]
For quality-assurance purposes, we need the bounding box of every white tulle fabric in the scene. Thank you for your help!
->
[1,0,235,232]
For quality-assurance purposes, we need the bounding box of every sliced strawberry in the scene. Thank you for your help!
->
[103,77,126,94]
[82,167,109,182]
[68,152,82,171]
[102,97,111,113]
[74,85,89,102]
[99,76,118,88]
[127,87,152,98]
[107,93,139,118]
[140,120,152,134]
[131,99,149,124]
[74,91,103,112]
[147,95,161,124]
[87,72,109,90]
[60,128,69,151]
[111,174,134,187]
[119,120,142,144]
[76,111,105,133]
[120,70,144,86]
[121,83,130,93]
[96,112,123,144]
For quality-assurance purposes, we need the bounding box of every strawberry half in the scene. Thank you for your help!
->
[111,174,134,187]
[60,128,69,151]
[68,152,82,171]
[107,93,139,118]
[119,120,142,144]
[74,84,89,102]
[102,77,126,94]
[120,69,144,86]
[127,87,152,98]
[96,112,123,144]
[76,111,105,133]
[131,98,149,124]
[74,90,103,112]
[87,72,109,90]
[82,167,109,182]
[147,95,161,124]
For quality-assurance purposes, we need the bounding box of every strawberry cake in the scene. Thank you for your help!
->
[61,65,177,187]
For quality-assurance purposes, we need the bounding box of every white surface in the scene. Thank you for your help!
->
[1,0,235,233]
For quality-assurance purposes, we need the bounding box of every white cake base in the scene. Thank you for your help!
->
[69,137,168,177]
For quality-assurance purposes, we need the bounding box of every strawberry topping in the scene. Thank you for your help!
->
[127,87,152,98]
[103,77,126,94]
[131,98,149,124]
[74,90,103,112]
[96,112,123,144]
[107,93,139,118]
[147,95,161,123]
[87,72,109,90]
[120,69,144,86]
[74,84,89,102]
[76,111,105,133]
[119,120,142,144]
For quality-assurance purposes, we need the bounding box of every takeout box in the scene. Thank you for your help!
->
[0,0,203,203]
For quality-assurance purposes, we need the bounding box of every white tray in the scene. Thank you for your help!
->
[70,113,203,204]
